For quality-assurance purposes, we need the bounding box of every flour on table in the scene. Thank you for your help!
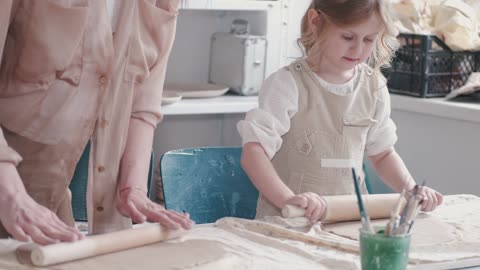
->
[217,195,480,265]
[323,216,460,246]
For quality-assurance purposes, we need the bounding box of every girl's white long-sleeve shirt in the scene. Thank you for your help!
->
[237,67,398,159]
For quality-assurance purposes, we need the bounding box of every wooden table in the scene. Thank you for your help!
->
[1,195,479,270]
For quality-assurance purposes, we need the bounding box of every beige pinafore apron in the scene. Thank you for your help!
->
[255,59,380,218]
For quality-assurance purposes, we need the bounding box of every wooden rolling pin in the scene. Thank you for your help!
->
[15,224,186,267]
[281,194,405,223]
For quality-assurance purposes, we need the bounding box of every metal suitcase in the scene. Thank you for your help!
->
[209,19,267,96]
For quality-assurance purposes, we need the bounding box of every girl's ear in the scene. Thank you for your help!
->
[307,9,322,32]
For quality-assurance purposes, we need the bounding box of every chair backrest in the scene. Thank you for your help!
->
[160,147,259,224]
[69,142,155,222]
[69,142,90,222]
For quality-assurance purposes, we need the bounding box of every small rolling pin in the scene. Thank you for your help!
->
[281,194,405,223]
[16,224,187,267]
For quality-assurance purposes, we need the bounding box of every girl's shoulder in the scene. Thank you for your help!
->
[263,66,296,87]
[357,63,388,92]
[273,65,294,76]
[259,66,298,102]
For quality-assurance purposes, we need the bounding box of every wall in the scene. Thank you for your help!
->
[392,109,480,195]
[366,107,480,196]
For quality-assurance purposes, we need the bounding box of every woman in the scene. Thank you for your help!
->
[0,0,193,245]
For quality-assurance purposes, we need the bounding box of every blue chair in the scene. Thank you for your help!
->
[363,160,394,194]
[160,147,259,224]
[69,142,91,222]
[69,142,155,222]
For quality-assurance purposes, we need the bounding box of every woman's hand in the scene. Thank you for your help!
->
[0,163,83,245]
[116,187,194,230]
[284,192,327,223]
[116,118,193,230]
[0,194,83,245]
[414,186,443,212]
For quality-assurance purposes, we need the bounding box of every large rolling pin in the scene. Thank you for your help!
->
[281,194,405,223]
[16,223,186,267]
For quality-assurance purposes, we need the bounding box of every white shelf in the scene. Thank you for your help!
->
[180,0,279,11]
[391,94,480,124]
[162,95,258,116]
[162,93,480,123]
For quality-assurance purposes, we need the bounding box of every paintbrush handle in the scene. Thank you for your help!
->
[361,216,375,234]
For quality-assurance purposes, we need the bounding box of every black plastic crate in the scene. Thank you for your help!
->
[385,34,480,98]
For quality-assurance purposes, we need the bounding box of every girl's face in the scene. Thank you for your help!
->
[317,13,384,79]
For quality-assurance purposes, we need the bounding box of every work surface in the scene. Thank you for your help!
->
[1,195,480,270]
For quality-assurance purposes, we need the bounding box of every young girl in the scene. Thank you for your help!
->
[238,0,443,223]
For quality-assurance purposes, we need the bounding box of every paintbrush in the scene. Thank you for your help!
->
[385,189,405,236]
[396,185,417,235]
[398,181,426,235]
[352,168,375,234]
[407,180,426,233]
[399,186,416,226]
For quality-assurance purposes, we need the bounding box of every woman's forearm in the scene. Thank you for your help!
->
[241,142,294,208]
[118,118,155,193]
[0,162,27,203]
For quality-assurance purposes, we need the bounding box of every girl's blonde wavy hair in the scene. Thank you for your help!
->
[298,0,399,73]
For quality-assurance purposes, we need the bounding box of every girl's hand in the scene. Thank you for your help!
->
[116,187,194,230]
[284,192,327,223]
[414,186,443,212]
